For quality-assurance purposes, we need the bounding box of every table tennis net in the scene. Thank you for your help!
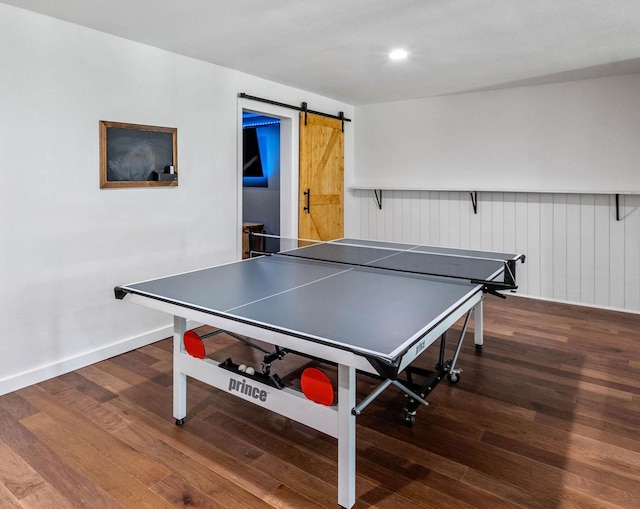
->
[251,234,518,292]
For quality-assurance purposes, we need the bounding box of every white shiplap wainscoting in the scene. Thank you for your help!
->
[350,190,640,313]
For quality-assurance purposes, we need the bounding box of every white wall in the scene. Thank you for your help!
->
[0,4,353,394]
[345,74,640,314]
[351,74,640,193]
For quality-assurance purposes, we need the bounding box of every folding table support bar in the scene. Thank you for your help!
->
[351,378,430,416]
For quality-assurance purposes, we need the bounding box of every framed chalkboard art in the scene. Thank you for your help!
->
[100,121,178,188]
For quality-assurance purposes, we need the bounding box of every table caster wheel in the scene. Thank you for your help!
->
[447,372,460,384]
[175,418,185,426]
[403,410,416,427]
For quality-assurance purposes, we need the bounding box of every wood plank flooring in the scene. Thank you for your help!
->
[0,295,639,508]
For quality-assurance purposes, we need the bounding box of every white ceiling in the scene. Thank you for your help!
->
[3,0,640,105]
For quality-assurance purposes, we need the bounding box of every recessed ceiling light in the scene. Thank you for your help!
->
[389,49,409,60]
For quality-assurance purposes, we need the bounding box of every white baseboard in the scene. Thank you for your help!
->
[0,321,198,397]
[511,292,640,316]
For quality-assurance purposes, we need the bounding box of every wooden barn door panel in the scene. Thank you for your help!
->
[298,113,344,241]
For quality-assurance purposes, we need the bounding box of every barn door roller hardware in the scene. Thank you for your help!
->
[239,93,351,132]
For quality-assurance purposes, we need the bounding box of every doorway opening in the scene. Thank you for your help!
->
[238,101,299,259]
[242,112,280,257]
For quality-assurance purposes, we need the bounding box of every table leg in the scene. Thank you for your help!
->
[474,298,484,349]
[337,364,356,508]
[173,316,187,423]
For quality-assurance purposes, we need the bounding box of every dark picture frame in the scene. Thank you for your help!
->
[100,121,178,188]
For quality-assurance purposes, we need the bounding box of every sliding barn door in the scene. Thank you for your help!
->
[298,112,344,241]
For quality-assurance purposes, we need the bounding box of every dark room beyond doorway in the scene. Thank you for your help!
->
[242,112,281,255]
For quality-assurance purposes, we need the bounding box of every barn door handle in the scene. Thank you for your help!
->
[304,188,310,213]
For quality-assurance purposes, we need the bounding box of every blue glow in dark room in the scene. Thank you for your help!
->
[242,112,280,188]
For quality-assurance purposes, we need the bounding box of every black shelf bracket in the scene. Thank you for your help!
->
[470,191,478,214]
[374,190,383,210]
[615,193,620,221]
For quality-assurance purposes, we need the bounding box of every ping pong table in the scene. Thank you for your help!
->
[115,237,523,508]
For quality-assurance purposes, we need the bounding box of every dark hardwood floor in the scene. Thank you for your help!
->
[1,295,639,508]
